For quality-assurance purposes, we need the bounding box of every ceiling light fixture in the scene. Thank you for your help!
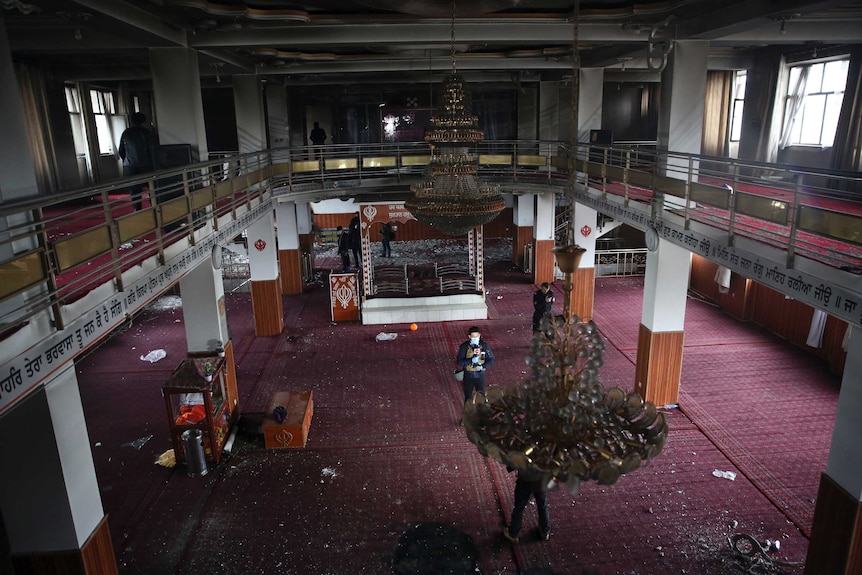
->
[462,0,668,497]
[404,0,504,236]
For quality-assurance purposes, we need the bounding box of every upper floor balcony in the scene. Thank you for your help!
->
[1,140,860,344]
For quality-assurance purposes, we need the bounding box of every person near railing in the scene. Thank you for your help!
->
[118,112,157,211]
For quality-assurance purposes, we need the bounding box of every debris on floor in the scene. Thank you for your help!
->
[140,349,167,362]
[155,449,176,468]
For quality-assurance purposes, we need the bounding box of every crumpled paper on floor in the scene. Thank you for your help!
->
[375,332,398,342]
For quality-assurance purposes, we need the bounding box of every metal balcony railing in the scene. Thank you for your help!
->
[1,140,860,335]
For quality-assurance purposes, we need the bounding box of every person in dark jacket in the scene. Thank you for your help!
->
[503,468,551,543]
[379,221,395,257]
[118,112,156,211]
[348,211,361,268]
[532,282,555,331]
[336,226,351,272]
[455,326,495,402]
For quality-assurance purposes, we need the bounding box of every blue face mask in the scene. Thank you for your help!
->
[470,337,480,345]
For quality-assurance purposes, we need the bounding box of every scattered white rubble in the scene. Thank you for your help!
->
[140,349,167,363]
[712,469,737,481]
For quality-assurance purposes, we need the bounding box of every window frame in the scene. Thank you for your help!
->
[780,56,849,148]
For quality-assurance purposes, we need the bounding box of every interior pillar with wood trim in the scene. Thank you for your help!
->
[805,332,862,574]
[634,238,690,406]
[512,194,534,269]
[276,200,304,295]
[569,202,598,321]
[295,201,315,265]
[179,252,232,354]
[0,363,118,575]
[533,192,556,284]
[247,211,284,336]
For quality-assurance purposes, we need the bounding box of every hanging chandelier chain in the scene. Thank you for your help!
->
[450,0,457,74]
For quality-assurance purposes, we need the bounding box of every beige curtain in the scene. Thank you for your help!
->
[14,63,56,194]
[701,70,732,158]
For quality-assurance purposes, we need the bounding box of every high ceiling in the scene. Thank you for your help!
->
[4,0,862,85]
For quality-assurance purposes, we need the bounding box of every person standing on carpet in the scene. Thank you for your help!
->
[336,226,351,272]
[379,221,395,258]
[532,282,555,332]
[349,211,362,269]
[456,326,495,402]
[503,467,551,543]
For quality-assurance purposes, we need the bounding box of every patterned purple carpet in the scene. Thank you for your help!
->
[72,246,837,574]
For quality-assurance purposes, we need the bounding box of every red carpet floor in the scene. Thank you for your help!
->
[67,249,838,574]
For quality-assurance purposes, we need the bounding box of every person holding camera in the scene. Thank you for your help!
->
[532,282,555,332]
[455,326,495,403]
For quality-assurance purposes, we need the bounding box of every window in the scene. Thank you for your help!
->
[90,88,119,155]
[781,58,849,147]
[65,84,90,169]
[729,70,746,142]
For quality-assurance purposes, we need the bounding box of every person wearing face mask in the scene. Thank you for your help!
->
[455,326,495,403]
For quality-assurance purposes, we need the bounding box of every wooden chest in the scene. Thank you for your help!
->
[262,390,314,448]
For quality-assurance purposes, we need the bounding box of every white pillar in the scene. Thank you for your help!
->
[572,203,598,269]
[247,211,279,281]
[0,15,39,204]
[0,363,103,553]
[295,201,313,235]
[275,201,299,250]
[826,330,862,498]
[515,194,535,227]
[0,13,45,327]
[234,75,266,154]
[149,47,209,161]
[642,239,691,331]
[578,68,604,144]
[534,192,554,241]
[265,81,289,149]
[179,257,228,353]
[658,40,708,176]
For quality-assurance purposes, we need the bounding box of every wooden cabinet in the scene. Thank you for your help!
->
[262,390,314,448]
[162,356,238,464]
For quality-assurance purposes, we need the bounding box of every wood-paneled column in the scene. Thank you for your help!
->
[635,238,690,406]
[512,194,534,268]
[1,364,118,575]
[569,202,598,321]
[533,192,556,284]
[248,211,283,336]
[806,332,862,574]
[276,200,304,295]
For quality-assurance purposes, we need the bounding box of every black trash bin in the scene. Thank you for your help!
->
[181,429,208,477]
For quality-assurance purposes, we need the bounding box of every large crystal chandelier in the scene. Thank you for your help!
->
[463,247,668,494]
[405,0,505,236]
[463,1,668,491]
